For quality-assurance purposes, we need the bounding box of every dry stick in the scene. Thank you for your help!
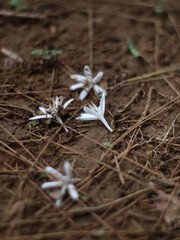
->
[105,197,142,221]
[5,126,78,230]
[103,96,180,159]
[77,199,113,231]
[88,8,93,70]
[49,69,55,98]
[0,10,46,19]
[5,127,62,211]
[114,154,125,184]
[0,170,43,175]
[0,84,14,88]
[162,113,180,142]
[167,9,180,40]
[28,179,54,205]
[154,22,160,70]
[0,103,35,114]
[90,95,179,179]
[116,88,154,173]
[0,144,42,170]
[152,184,178,231]
[0,88,68,96]
[0,217,67,228]
[119,89,142,112]
[0,124,38,163]
[162,75,180,97]
[67,187,150,214]
[67,125,117,154]
[155,22,180,97]
[1,48,24,63]
[1,229,157,240]
[110,66,180,90]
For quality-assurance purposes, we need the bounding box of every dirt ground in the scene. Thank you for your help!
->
[0,0,180,239]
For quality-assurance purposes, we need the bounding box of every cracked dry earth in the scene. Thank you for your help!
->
[0,0,180,240]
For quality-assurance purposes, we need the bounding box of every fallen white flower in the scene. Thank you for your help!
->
[76,93,113,132]
[29,96,73,132]
[70,65,106,100]
[41,162,79,207]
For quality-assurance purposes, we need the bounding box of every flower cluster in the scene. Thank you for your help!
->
[29,65,114,206]
[41,162,79,206]
[29,96,74,132]
[70,65,106,100]
[76,92,113,132]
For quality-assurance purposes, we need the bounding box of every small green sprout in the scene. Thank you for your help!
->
[30,120,39,127]
[127,38,140,58]
[103,141,111,147]
[31,49,63,60]
[154,0,166,14]
[9,0,28,10]
[40,173,46,180]
[81,195,87,202]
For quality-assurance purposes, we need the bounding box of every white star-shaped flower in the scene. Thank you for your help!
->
[76,93,113,132]
[41,162,79,207]
[29,96,73,132]
[70,65,106,100]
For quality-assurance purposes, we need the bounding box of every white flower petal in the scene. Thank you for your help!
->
[84,65,92,80]
[101,116,113,132]
[83,106,99,118]
[71,74,87,82]
[29,114,52,120]
[93,84,107,96]
[45,166,64,180]
[64,161,71,179]
[55,185,67,207]
[76,113,98,121]
[79,86,91,100]
[99,92,105,116]
[68,183,79,200]
[55,199,62,207]
[41,181,63,189]
[55,116,63,125]
[39,106,47,114]
[92,72,103,83]
[70,83,84,91]
[63,98,74,109]
[55,97,59,109]
[56,116,68,132]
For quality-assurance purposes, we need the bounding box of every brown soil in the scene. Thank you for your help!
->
[0,0,180,239]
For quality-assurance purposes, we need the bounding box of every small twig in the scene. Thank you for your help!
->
[68,187,150,214]
[88,8,93,70]
[49,69,55,98]
[114,155,125,184]
[0,103,35,114]
[110,66,180,90]
[1,47,24,63]
[0,10,46,19]
[162,114,180,142]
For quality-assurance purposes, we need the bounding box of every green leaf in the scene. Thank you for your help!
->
[9,0,19,7]
[103,141,111,147]
[40,173,46,179]
[154,5,163,14]
[9,0,28,9]
[31,49,43,55]
[30,121,38,127]
[81,195,87,201]
[127,38,140,58]
[20,2,28,10]
[51,49,63,56]
[154,0,166,14]
[43,55,51,60]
